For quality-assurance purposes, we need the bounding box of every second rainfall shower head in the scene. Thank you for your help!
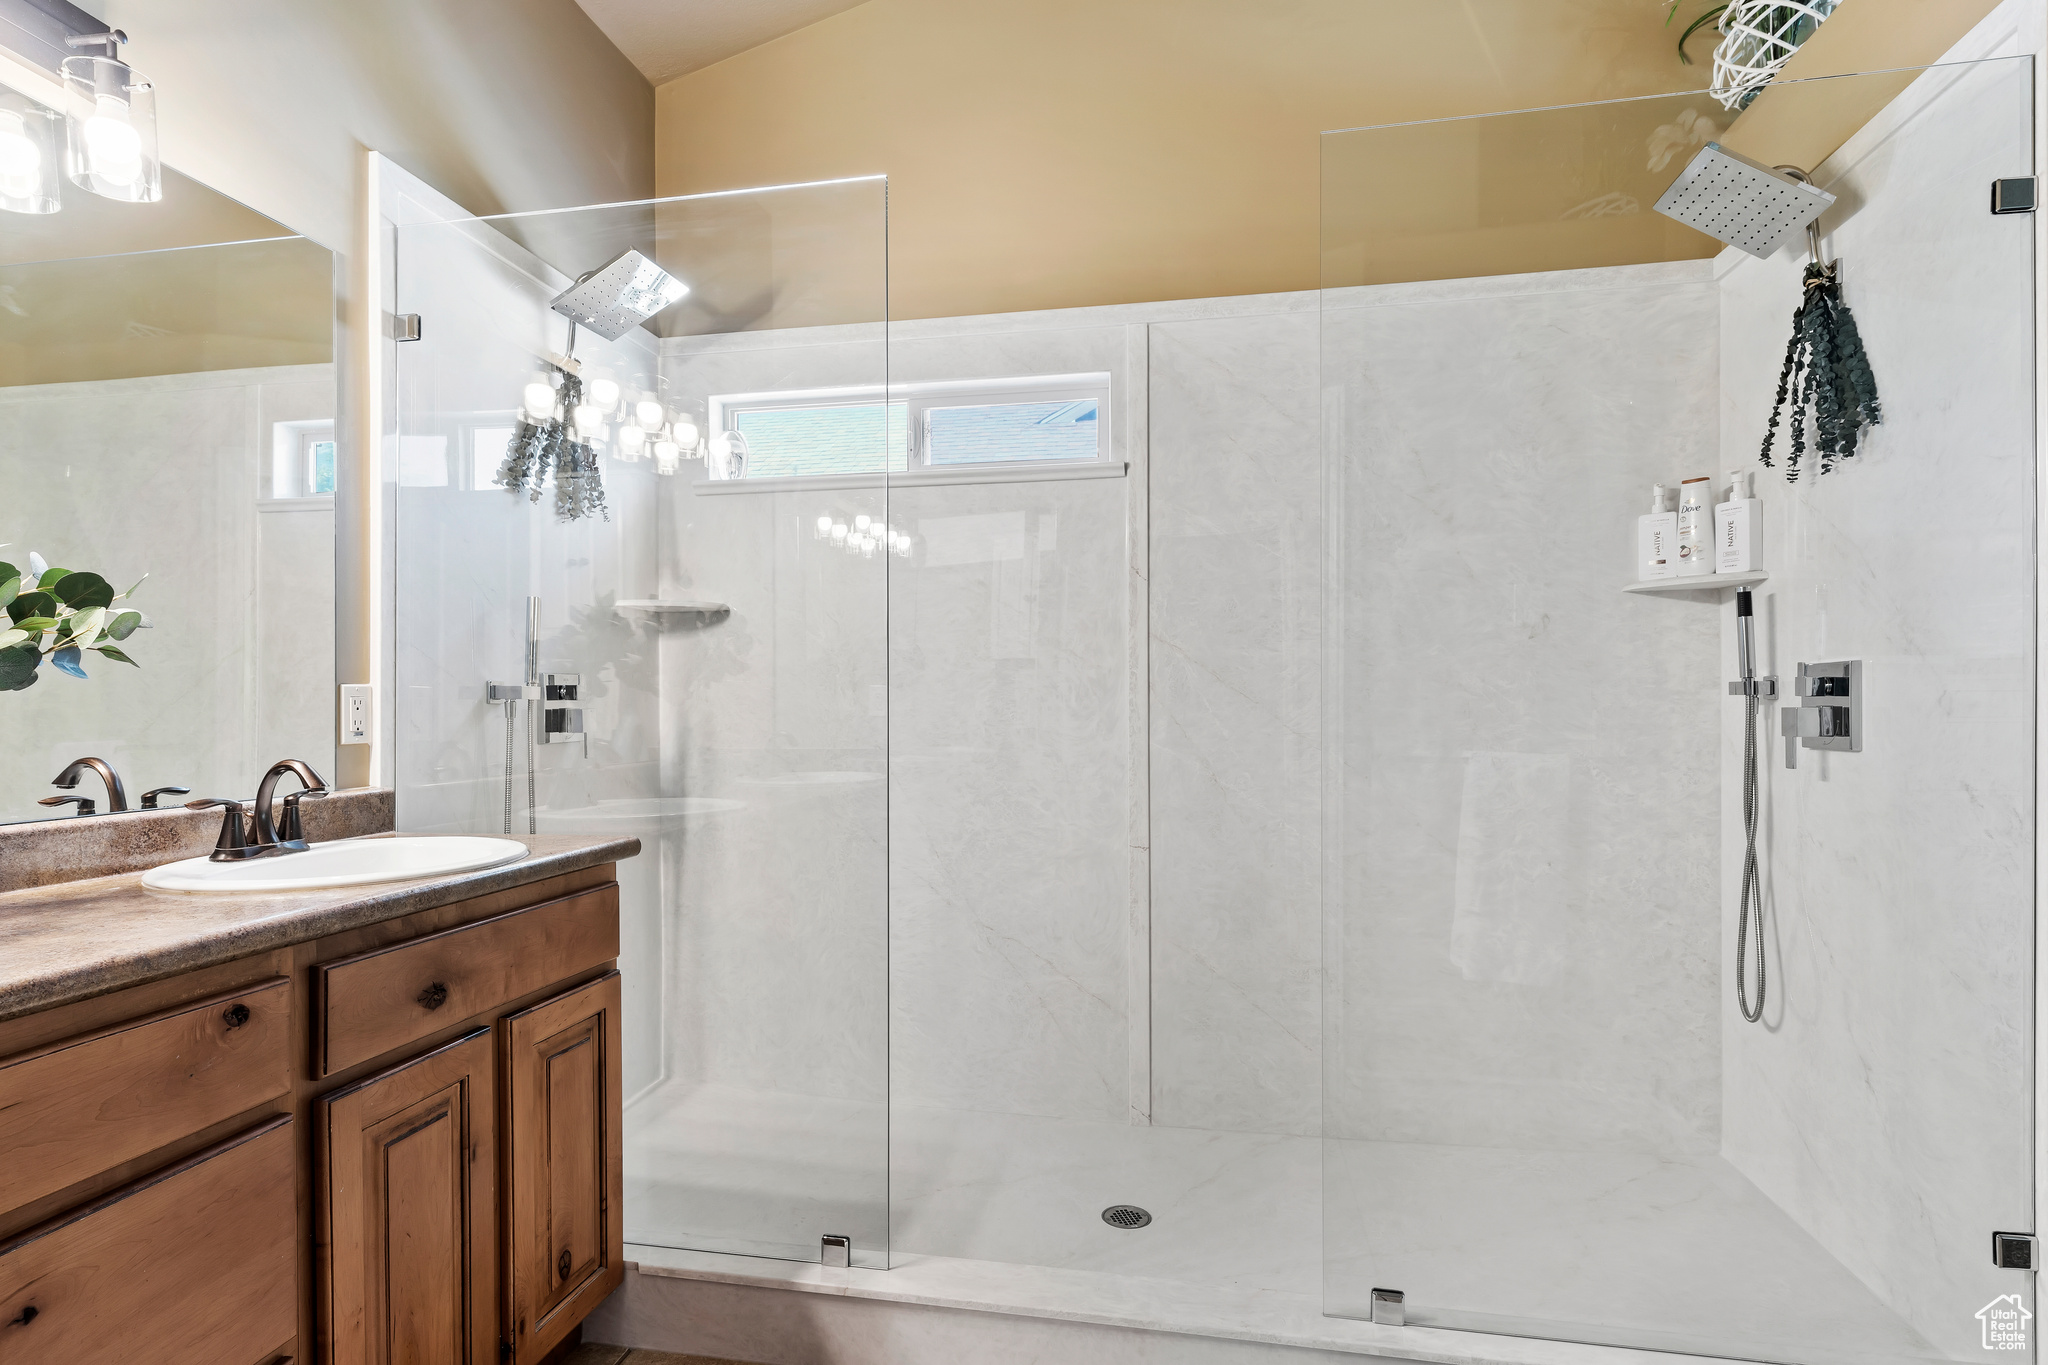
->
[549,248,690,341]
[1654,142,1835,259]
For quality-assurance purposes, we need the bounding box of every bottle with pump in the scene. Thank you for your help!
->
[1674,475,1715,576]
[1637,484,1678,581]
[1716,468,1762,574]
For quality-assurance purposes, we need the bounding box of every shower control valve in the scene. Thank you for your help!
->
[542,673,585,750]
[1782,660,1861,770]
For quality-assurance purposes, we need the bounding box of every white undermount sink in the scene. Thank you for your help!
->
[141,836,529,893]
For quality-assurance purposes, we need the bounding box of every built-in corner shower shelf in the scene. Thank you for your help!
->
[615,599,730,615]
[1622,571,1769,597]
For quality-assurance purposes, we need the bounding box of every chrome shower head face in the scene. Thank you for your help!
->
[549,248,689,341]
[1653,142,1836,259]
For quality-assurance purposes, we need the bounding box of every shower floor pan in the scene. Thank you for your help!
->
[613,1082,1941,1365]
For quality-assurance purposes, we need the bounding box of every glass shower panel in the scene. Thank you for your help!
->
[1321,59,2034,1365]
[392,177,890,1267]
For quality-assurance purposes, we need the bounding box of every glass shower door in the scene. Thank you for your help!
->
[392,177,892,1268]
[1321,57,2035,1365]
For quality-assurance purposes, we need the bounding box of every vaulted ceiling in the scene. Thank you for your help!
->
[571,0,869,84]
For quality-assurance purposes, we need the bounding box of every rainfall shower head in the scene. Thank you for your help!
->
[1653,142,1835,259]
[549,248,690,341]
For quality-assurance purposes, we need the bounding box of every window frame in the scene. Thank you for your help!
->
[704,372,1115,489]
[267,417,337,504]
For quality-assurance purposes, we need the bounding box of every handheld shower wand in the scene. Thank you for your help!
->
[1728,589,1776,1023]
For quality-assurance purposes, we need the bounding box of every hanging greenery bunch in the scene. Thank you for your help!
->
[497,369,609,523]
[1758,262,1881,480]
[0,550,147,691]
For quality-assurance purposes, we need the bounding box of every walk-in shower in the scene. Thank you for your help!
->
[387,43,2037,1365]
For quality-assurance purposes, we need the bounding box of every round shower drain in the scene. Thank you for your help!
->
[1101,1204,1152,1229]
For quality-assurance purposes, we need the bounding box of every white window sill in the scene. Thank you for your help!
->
[692,461,1127,495]
[258,495,336,511]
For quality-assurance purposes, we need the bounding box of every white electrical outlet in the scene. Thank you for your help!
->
[340,684,374,745]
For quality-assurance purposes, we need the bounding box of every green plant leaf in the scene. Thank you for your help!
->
[52,571,113,610]
[6,590,54,626]
[34,567,68,591]
[0,576,17,609]
[107,610,143,641]
[0,642,39,691]
[92,643,138,667]
[121,572,148,600]
[0,628,25,650]
[61,607,106,646]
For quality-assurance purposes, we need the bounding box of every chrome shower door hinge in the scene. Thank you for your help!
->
[821,1234,852,1268]
[1993,1231,2037,1269]
[1370,1288,1405,1326]
[391,312,422,341]
[1992,178,2037,214]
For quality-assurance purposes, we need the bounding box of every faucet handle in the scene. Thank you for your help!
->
[37,795,96,816]
[279,788,329,844]
[140,785,192,809]
[186,798,252,861]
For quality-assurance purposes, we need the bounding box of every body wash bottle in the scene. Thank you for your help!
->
[1637,484,1678,581]
[1716,468,1762,573]
[1674,475,1715,577]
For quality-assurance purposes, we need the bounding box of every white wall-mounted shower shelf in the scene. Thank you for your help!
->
[1622,571,1769,597]
[616,599,730,615]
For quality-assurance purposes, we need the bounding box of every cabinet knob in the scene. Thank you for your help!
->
[417,982,449,1011]
[558,1247,572,1281]
[223,1004,251,1029]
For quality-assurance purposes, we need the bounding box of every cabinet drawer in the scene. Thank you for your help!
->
[0,979,289,1216]
[0,1116,297,1365]
[314,884,618,1075]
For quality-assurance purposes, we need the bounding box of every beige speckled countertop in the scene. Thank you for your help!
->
[0,832,640,1023]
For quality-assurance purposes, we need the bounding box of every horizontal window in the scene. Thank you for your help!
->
[706,373,1111,484]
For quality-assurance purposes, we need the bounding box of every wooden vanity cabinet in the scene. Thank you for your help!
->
[0,863,624,1365]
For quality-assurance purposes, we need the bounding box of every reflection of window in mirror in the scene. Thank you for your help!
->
[470,426,515,490]
[272,419,337,499]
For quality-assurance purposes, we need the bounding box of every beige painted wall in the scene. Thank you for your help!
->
[654,0,1718,319]
[655,0,2013,317]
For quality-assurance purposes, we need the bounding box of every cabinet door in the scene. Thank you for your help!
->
[500,972,623,1365]
[319,1027,495,1365]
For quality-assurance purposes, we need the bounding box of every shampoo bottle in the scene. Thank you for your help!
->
[1674,475,1715,577]
[1715,469,1762,573]
[1637,484,1678,581]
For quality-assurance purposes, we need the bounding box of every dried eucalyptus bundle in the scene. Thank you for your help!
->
[1758,261,1880,481]
[497,370,609,522]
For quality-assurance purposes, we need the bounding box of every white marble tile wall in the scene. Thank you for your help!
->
[1323,261,1726,1156]
[1714,49,2037,1357]
[0,365,335,821]
[1146,310,1323,1137]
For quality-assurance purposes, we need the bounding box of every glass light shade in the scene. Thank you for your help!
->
[588,378,621,410]
[652,439,680,474]
[816,515,833,538]
[854,514,871,531]
[709,432,733,460]
[830,523,848,543]
[672,419,700,451]
[0,95,62,215]
[572,404,603,435]
[635,399,665,429]
[61,55,160,203]
[523,382,556,421]
[617,423,647,453]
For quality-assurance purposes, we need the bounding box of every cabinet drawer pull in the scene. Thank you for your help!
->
[417,982,450,1011]
[223,1003,251,1028]
[559,1247,572,1281]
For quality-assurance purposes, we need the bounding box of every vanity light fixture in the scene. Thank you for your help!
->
[61,30,160,203]
[0,90,62,215]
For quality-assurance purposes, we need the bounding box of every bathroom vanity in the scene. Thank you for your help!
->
[0,804,638,1365]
